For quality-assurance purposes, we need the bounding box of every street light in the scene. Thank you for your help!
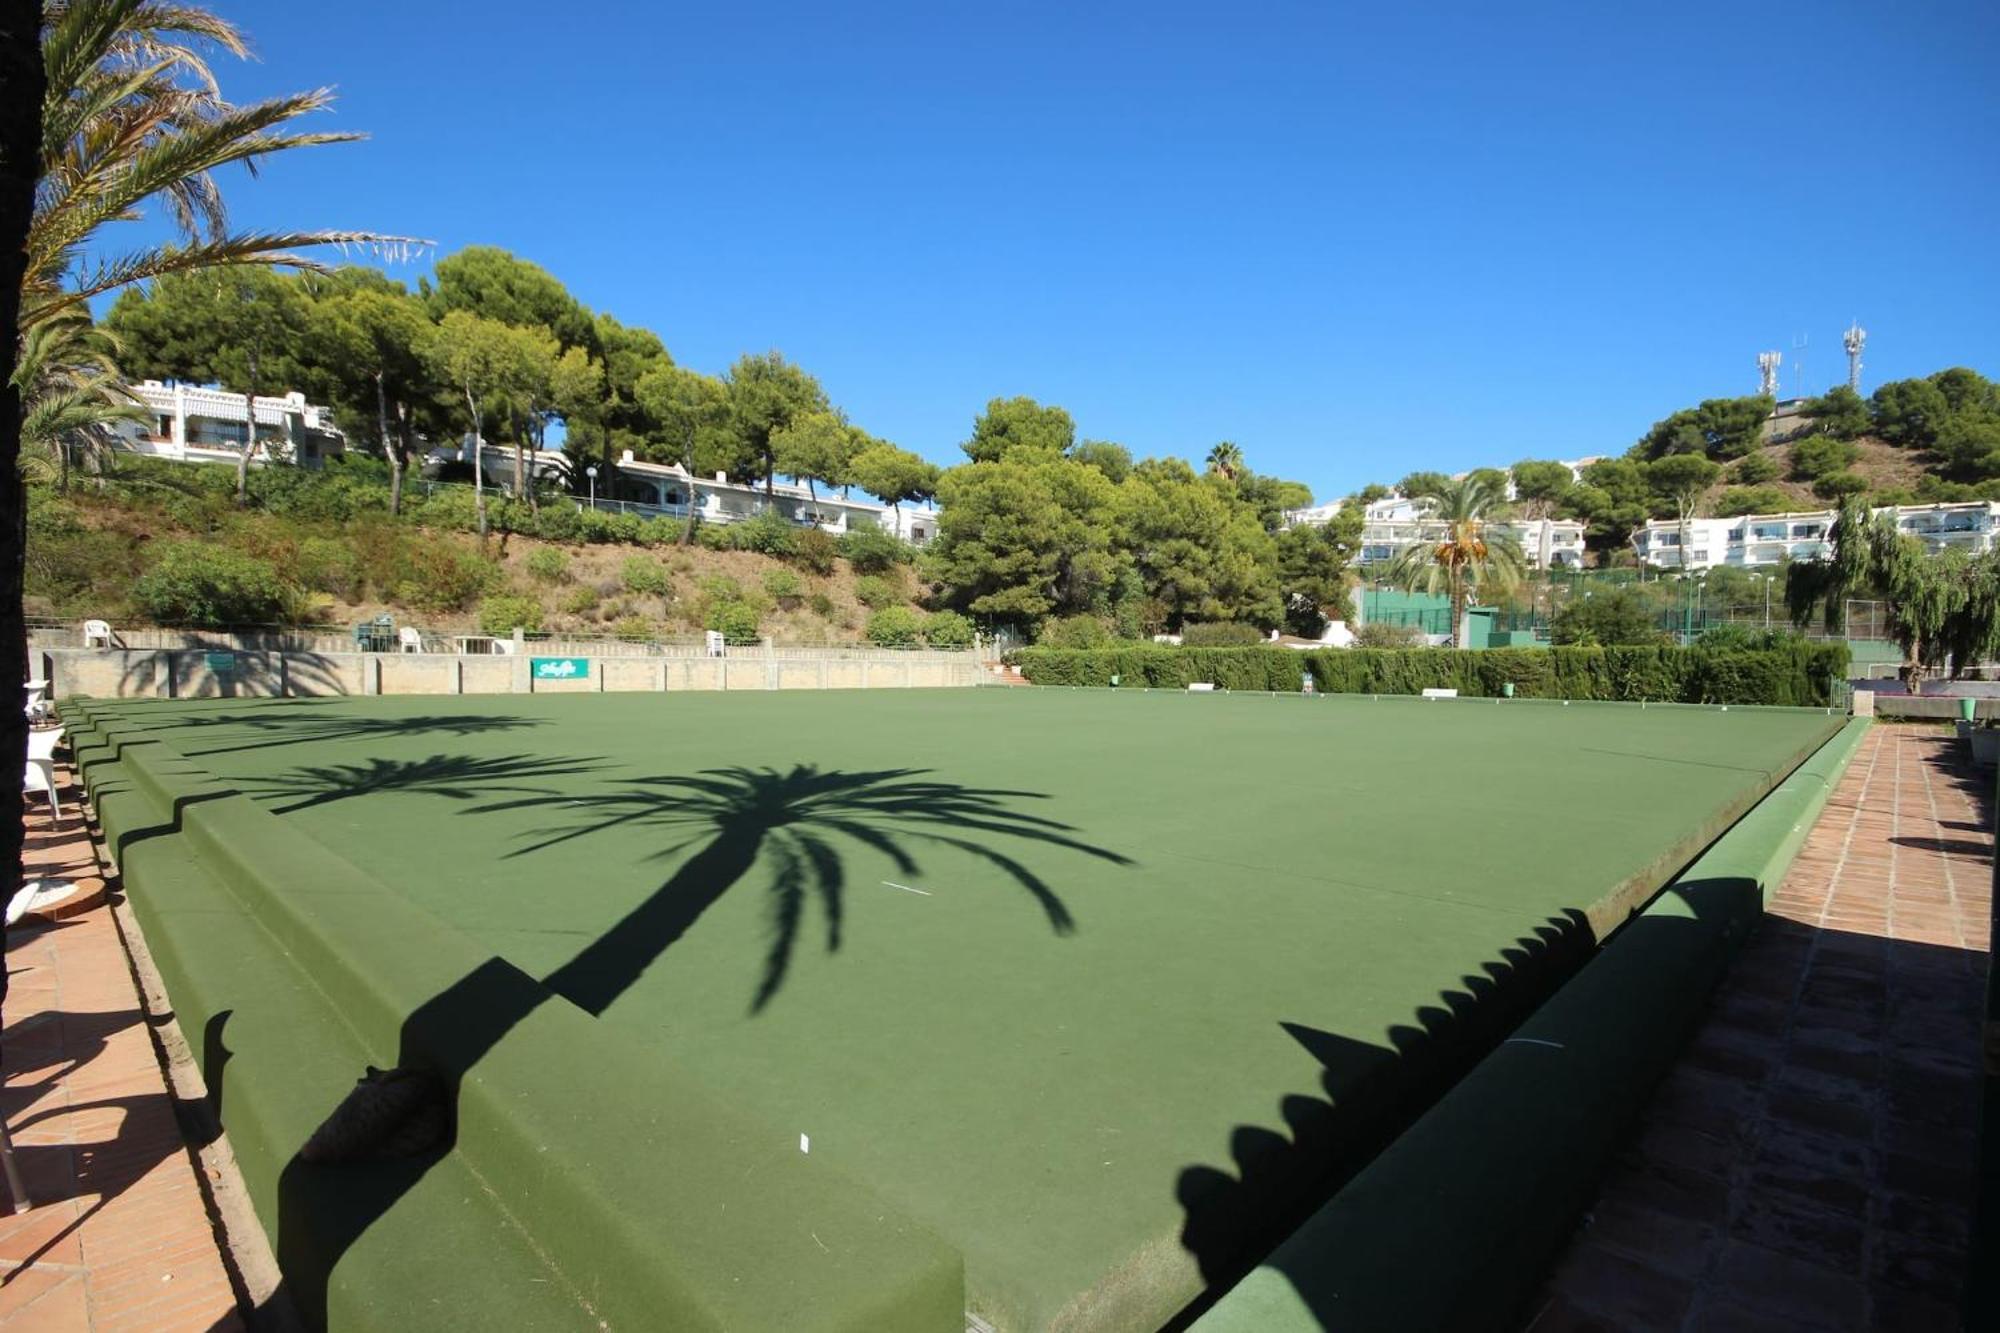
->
[586,464,598,508]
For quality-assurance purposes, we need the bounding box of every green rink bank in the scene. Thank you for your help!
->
[1193,716,1873,1333]
[64,697,962,1333]
[1008,642,1850,707]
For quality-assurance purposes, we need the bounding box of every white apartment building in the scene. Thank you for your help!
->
[1634,501,2000,570]
[1283,494,1587,569]
[607,451,940,545]
[107,380,347,468]
[458,443,940,545]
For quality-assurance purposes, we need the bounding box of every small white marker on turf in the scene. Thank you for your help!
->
[800,1133,810,1154]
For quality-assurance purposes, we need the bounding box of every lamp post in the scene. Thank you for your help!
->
[586,464,598,509]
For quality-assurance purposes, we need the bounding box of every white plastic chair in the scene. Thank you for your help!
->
[399,626,425,654]
[24,728,63,823]
[82,619,113,648]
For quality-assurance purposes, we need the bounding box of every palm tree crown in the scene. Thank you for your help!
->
[1386,473,1526,646]
[1206,441,1244,480]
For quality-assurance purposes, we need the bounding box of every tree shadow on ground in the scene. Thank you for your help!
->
[261,761,1130,1328]
[110,638,359,702]
[244,753,608,815]
[90,699,542,758]
[1164,908,1599,1328]
[478,763,1128,1012]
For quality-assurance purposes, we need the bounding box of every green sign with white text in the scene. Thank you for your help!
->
[531,656,590,681]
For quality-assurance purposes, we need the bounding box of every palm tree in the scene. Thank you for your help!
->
[1206,441,1245,480]
[2,5,414,1022]
[13,308,144,488]
[25,3,418,337]
[1386,473,1527,647]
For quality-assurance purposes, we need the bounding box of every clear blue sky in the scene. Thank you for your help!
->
[161,2,2000,500]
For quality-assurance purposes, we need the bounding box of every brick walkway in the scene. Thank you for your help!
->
[1530,724,1993,1332]
[1,760,247,1331]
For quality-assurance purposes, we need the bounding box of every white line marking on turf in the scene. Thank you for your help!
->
[1505,1037,1566,1050]
[881,881,932,896]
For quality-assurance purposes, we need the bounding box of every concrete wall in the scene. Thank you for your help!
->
[41,646,984,700]
[1871,693,2000,722]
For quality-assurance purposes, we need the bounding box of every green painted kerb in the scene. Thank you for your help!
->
[1195,717,1873,1333]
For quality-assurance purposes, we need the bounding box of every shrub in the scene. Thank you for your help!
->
[1180,621,1265,647]
[132,542,293,626]
[525,547,570,584]
[921,610,974,648]
[295,536,363,598]
[866,606,924,646]
[695,524,732,551]
[25,522,142,616]
[409,485,483,533]
[1353,621,1423,648]
[762,567,805,605]
[1789,435,1859,481]
[729,511,797,556]
[1811,470,1869,501]
[612,614,653,642]
[529,504,586,543]
[477,593,545,636]
[620,555,672,597]
[244,461,391,523]
[1038,614,1112,649]
[1549,587,1668,646]
[854,574,903,610]
[1009,646,1305,692]
[561,585,601,616]
[838,528,907,573]
[706,600,762,642]
[601,509,647,545]
[1006,642,1844,706]
[1696,624,1805,651]
[1713,485,1791,517]
[394,537,500,612]
[808,591,836,618]
[639,516,685,547]
[792,528,839,575]
[1733,451,1780,484]
[696,572,742,602]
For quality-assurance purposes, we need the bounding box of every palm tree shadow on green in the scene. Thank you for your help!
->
[245,752,607,814]
[479,763,1130,1014]
[267,762,1128,1327]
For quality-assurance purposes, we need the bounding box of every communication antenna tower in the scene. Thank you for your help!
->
[1843,321,1866,392]
[1757,351,1782,398]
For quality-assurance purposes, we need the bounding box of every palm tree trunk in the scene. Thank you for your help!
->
[0,4,43,1033]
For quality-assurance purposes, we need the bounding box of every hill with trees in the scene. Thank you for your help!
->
[1478,368,2000,559]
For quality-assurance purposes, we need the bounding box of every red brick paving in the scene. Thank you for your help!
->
[1528,724,1992,1331]
[2,757,246,1331]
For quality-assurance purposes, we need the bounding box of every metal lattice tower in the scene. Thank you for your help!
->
[1843,322,1866,391]
[1757,351,1782,397]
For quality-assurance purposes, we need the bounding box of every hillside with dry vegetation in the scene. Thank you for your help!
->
[26,458,970,647]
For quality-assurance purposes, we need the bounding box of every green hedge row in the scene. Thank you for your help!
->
[1008,642,1850,707]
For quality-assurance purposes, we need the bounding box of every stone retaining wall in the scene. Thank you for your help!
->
[41,646,982,700]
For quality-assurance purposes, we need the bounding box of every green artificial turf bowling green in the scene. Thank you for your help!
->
[109,689,1841,1330]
